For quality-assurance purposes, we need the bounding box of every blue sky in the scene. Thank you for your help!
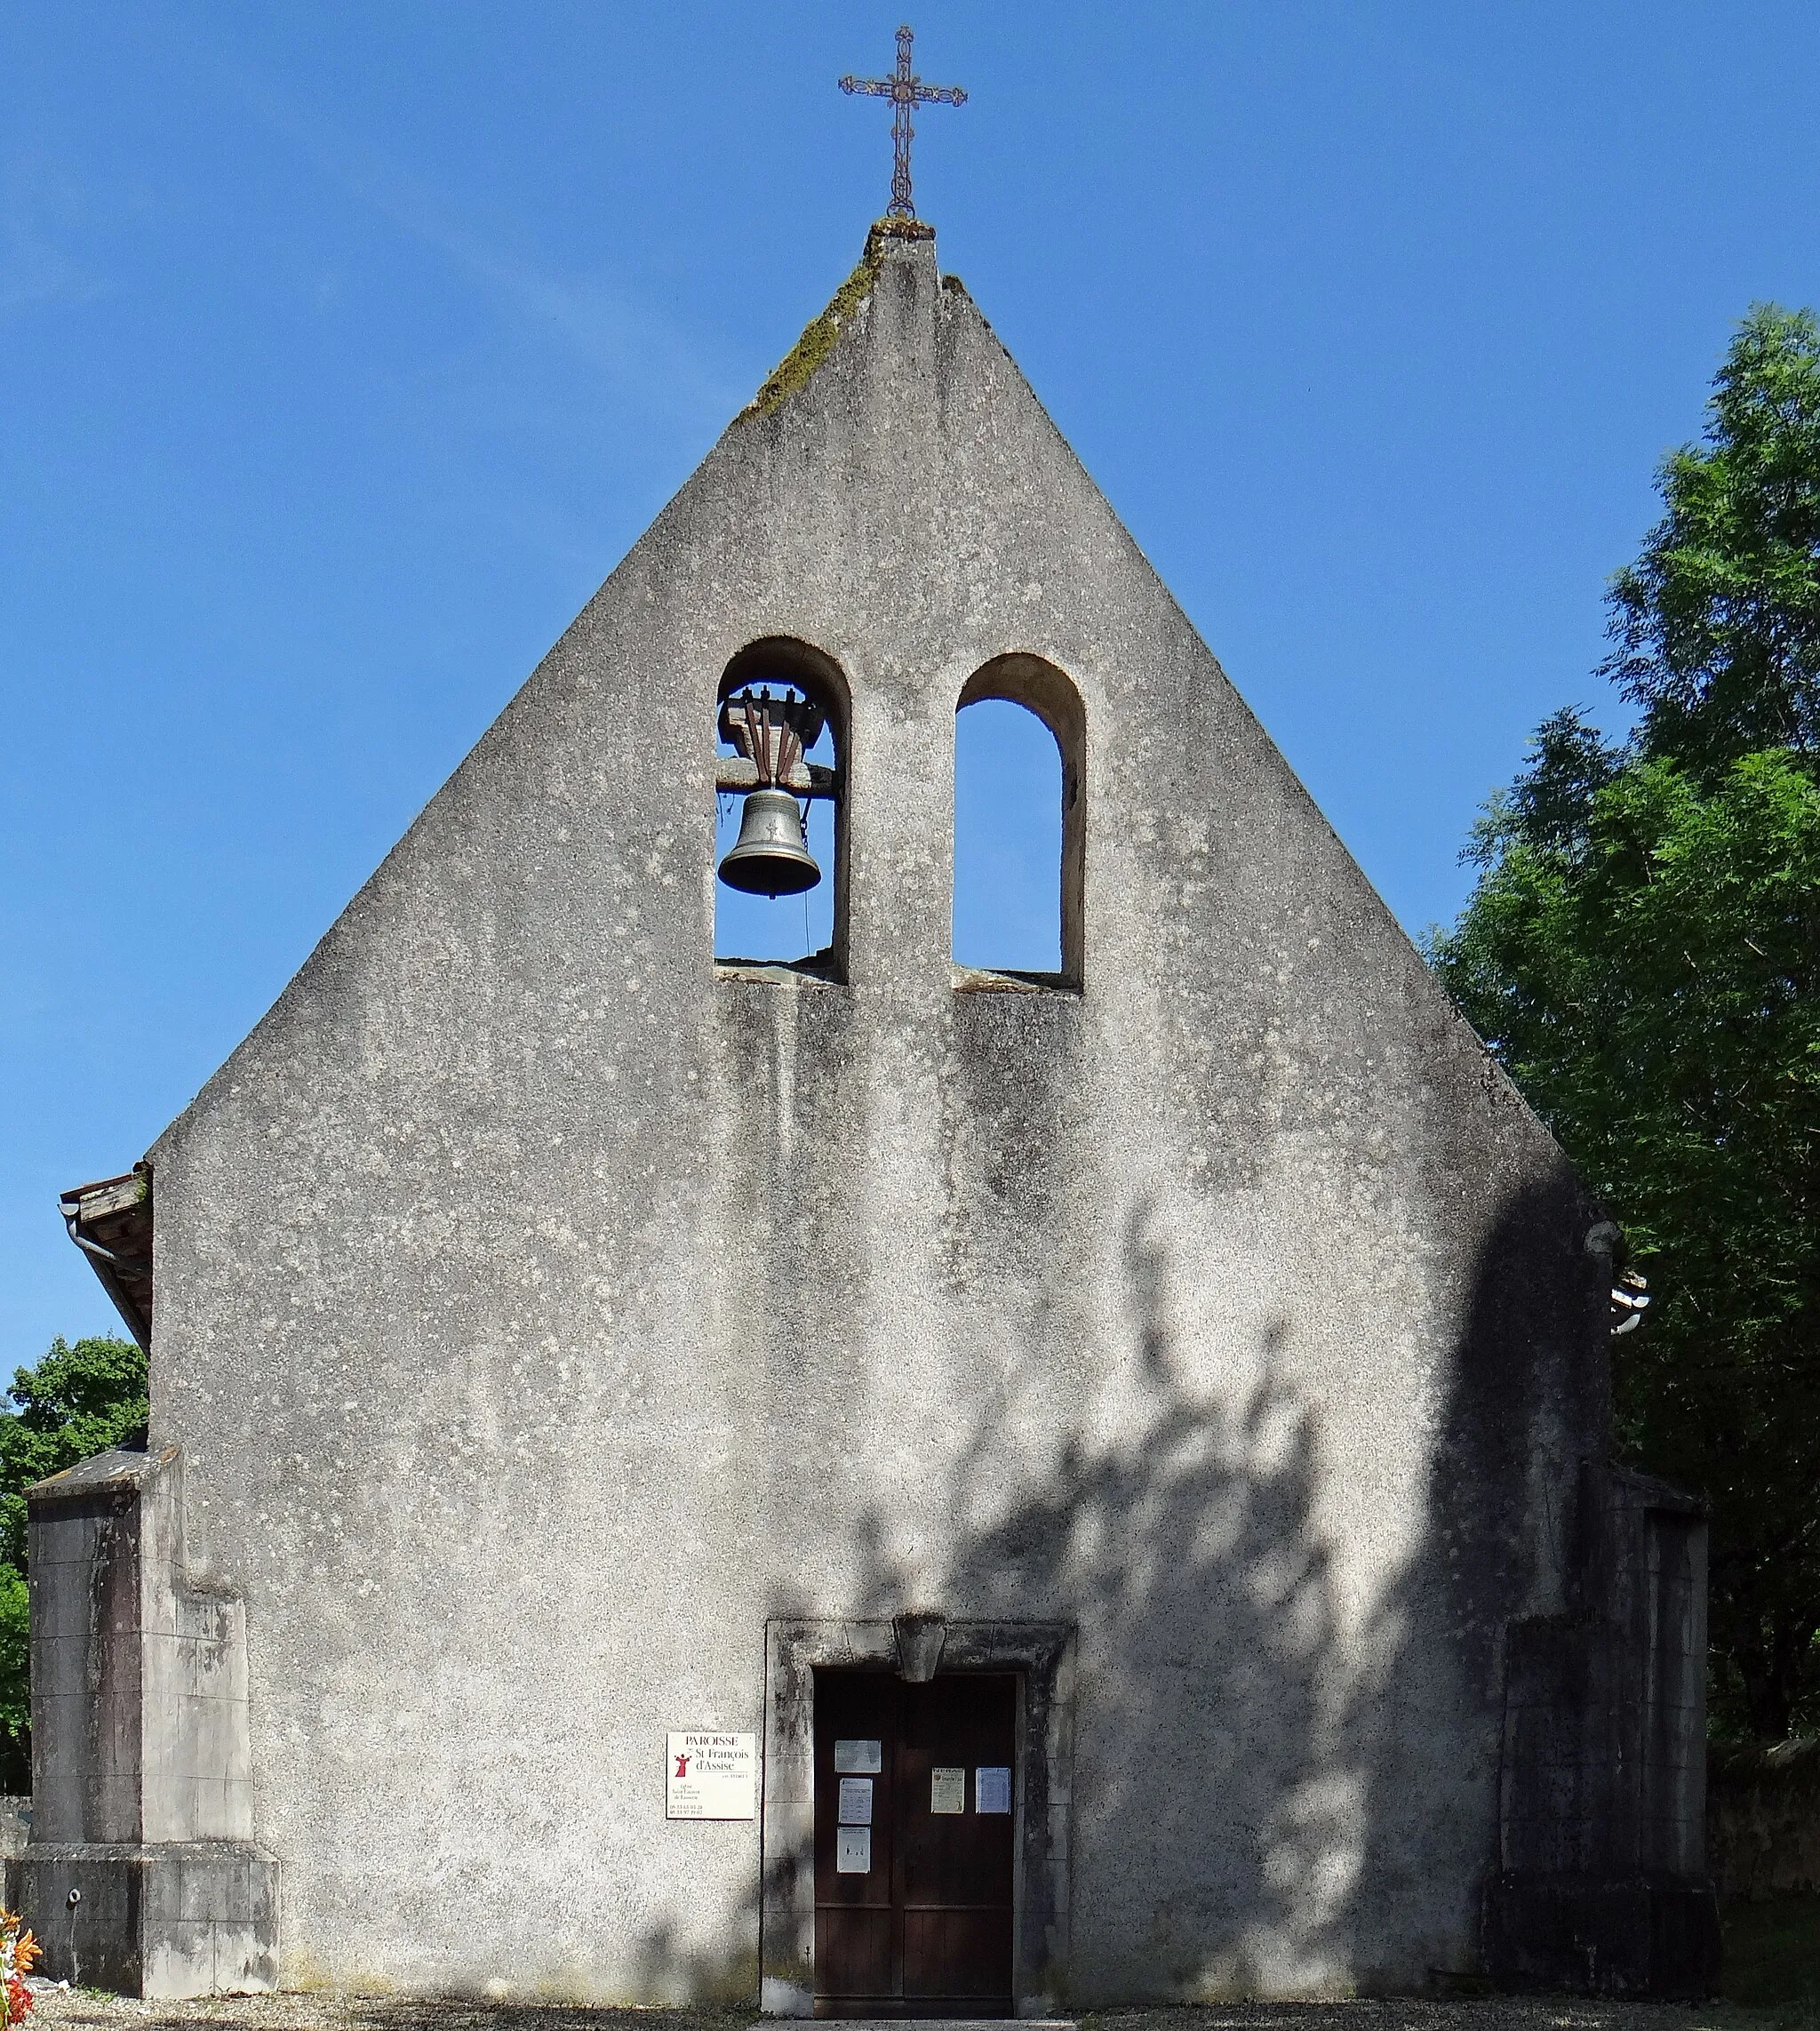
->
[4,2,1818,1359]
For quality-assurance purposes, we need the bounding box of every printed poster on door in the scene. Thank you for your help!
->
[667,1731,757,1819]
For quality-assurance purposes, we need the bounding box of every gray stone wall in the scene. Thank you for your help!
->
[1711,1739,1820,1899]
[142,228,1612,2000]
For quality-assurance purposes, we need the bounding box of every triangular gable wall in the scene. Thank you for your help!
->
[153,223,1534,1147]
[137,227,1609,1999]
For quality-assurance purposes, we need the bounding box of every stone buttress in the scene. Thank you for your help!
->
[12,1449,275,1995]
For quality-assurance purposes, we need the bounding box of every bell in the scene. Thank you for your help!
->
[717,788,822,897]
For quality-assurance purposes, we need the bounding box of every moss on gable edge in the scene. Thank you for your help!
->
[741,252,881,420]
[739,220,935,420]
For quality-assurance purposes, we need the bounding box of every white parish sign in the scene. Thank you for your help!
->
[667,1731,757,1820]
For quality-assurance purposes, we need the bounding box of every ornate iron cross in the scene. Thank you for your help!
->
[839,26,966,221]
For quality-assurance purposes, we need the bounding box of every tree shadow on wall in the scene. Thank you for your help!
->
[619,1172,1592,2005]
[944,1177,1590,2003]
[916,1198,1424,2000]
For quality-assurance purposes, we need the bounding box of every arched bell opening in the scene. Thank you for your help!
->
[953,655,1084,989]
[714,637,850,979]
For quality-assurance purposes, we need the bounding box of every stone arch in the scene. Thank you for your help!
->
[715,636,851,979]
[954,654,1085,988]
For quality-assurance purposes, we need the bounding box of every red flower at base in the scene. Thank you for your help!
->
[0,1908,39,2027]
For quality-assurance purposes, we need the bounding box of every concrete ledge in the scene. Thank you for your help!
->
[9,1841,278,1997]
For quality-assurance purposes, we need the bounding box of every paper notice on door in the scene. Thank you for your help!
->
[836,1826,872,1874]
[975,1765,1011,1814]
[930,1765,966,1814]
[837,1776,874,1825]
[834,1739,882,1774]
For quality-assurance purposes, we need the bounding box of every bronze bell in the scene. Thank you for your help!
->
[717,788,822,896]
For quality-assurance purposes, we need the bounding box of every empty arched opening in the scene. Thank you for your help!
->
[714,637,849,978]
[953,656,1084,988]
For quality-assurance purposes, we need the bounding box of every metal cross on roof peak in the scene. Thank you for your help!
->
[839,25,966,222]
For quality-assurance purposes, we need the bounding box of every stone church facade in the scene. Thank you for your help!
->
[30,221,1717,2004]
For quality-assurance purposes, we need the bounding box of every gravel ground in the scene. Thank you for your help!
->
[20,1995,1817,2031]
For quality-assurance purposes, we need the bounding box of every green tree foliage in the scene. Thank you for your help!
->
[1430,305,1820,1743]
[0,1335,148,1790]
[1605,304,1820,775]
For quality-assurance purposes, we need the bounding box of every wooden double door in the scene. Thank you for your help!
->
[812,1670,1018,2019]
